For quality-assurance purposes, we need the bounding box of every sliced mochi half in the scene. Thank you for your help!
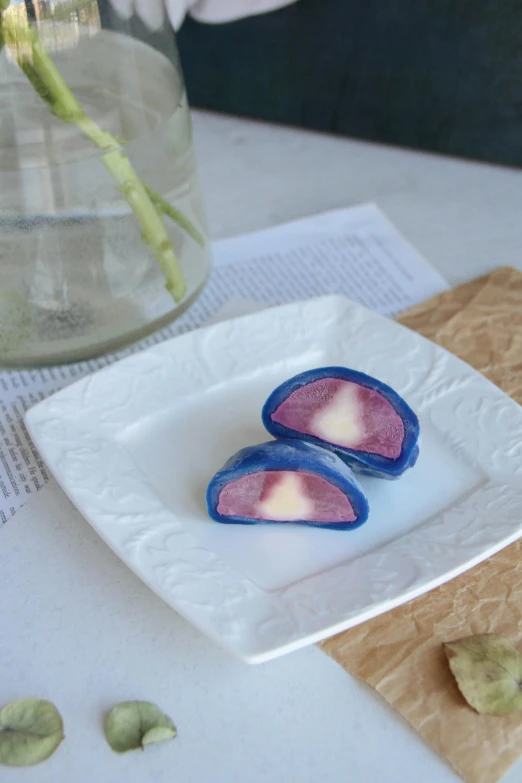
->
[262,368,420,479]
[206,439,369,530]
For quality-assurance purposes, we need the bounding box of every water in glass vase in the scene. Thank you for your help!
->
[0,25,209,367]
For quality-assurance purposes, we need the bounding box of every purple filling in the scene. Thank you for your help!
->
[271,378,404,459]
[216,470,357,524]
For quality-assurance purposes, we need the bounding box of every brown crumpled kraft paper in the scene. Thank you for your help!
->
[320,266,522,783]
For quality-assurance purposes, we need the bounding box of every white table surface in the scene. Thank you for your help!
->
[3,111,522,783]
[193,110,522,287]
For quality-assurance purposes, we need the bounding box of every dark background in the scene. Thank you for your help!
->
[176,0,522,167]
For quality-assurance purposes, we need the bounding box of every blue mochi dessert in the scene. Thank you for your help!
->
[262,367,420,479]
[206,439,369,530]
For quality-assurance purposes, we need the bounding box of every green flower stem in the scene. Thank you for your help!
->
[31,29,187,301]
[145,184,205,247]
[15,40,204,257]
[1,17,206,303]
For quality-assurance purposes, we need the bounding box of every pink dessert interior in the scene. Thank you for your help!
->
[216,470,356,524]
[271,378,404,459]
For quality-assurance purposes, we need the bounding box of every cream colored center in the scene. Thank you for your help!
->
[257,472,313,521]
[312,384,364,447]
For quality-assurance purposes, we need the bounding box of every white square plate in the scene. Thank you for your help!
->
[25,296,522,663]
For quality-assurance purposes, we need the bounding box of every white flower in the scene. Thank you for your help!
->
[108,0,190,31]
[109,0,299,32]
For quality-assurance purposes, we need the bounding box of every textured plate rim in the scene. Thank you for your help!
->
[25,295,522,663]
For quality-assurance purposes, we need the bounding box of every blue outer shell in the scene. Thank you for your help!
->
[261,367,420,479]
[206,438,369,530]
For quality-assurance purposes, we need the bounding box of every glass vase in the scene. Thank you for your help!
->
[0,0,210,367]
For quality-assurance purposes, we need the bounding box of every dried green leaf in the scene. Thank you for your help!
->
[444,634,522,716]
[105,701,177,753]
[0,699,64,766]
